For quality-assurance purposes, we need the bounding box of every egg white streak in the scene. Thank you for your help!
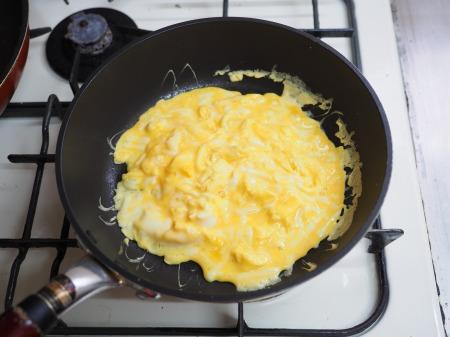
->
[179,63,199,87]
[312,99,334,119]
[318,110,343,127]
[98,196,115,212]
[106,129,127,154]
[161,69,178,89]
[124,247,146,264]
[161,63,199,91]
[98,215,117,226]
[142,260,156,272]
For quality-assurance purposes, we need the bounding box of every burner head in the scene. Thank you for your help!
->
[46,8,138,82]
[65,13,113,55]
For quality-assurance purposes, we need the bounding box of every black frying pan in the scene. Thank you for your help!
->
[0,18,391,336]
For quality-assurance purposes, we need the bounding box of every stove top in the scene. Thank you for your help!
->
[1,1,445,336]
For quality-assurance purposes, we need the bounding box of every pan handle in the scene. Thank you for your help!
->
[0,256,122,337]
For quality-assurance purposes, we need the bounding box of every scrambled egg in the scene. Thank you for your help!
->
[114,86,349,291]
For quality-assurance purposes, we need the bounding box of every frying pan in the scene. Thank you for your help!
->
[0,0,29,115]
[0,18,392,336]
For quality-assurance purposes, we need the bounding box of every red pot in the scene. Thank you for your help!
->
[0,1,29,115]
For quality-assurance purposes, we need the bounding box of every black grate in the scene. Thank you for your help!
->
[1,1,392,336]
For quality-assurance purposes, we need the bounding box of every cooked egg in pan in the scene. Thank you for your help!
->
[114,71,361,291]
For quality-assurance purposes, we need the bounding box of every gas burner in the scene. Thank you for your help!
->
[65,13,113,55]
[46,8,138,82]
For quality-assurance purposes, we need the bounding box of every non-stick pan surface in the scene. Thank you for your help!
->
[56,18,391,302]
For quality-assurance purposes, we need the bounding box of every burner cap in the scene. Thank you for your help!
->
[65,13,113,55]
[46,8,137,82]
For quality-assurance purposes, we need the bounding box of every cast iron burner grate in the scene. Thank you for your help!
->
[46,7,140,82]
[1,1,404,336]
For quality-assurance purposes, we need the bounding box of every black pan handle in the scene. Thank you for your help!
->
[0,256,122,336]
[30,27,52,39]
[115,25,152,38]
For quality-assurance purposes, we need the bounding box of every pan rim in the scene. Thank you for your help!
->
[56,16,392,302]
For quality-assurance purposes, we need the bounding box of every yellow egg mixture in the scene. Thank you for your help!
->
[114,81,355,291]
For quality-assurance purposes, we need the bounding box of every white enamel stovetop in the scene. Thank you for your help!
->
[0,1,444,336]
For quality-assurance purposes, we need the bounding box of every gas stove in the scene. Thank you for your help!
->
[0,1,445,336]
